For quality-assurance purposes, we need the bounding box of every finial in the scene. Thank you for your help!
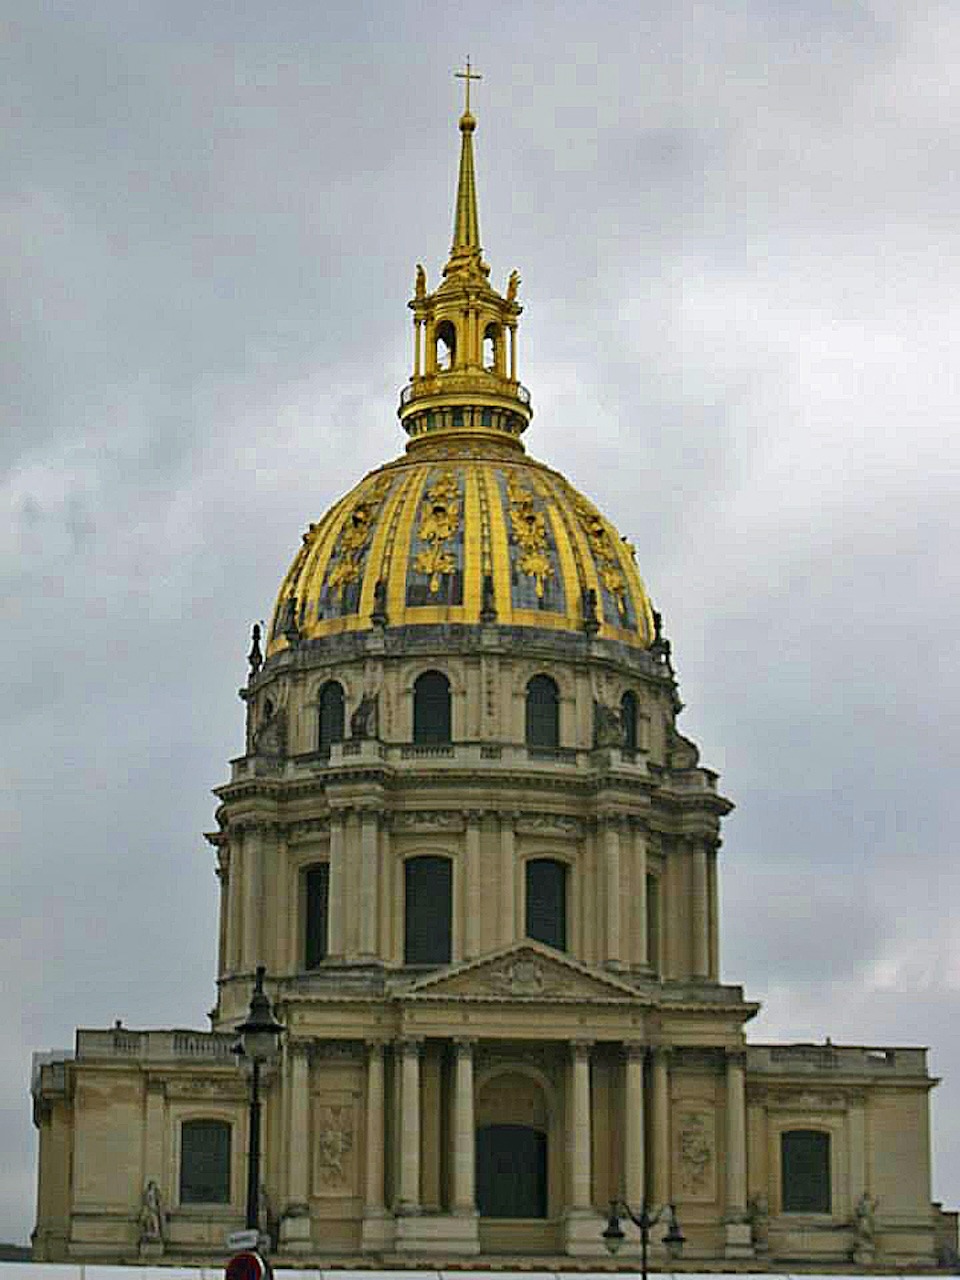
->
[455,57,482,117]
[247,622,263,677]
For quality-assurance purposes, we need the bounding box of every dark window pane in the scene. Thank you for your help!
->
[404,856,452,965]
[305,863,329,969]
[476,1124,547,1218]
[413,671,451,744]
[526,858,567,951]
[620,690,638,752]
[180,1119,230,1204]
[318,681,345,751]
[525,675,559,748]
[782,1129,831,1212]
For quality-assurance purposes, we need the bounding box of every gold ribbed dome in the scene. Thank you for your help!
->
[267,72,655,656]
[267,441,654,654]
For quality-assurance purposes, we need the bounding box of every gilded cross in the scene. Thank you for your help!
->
[455,57,482,113]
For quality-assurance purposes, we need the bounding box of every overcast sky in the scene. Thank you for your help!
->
[3,0,959,1244]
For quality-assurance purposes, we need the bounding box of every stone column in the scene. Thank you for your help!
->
[226,839,242,972]
[359,809,378,958]
[398,1039,422,1213]
[725,1050,753,1258]
[565,1040,599,1255]
[651,1046,671,1207]
[281,1042,311,1250]
[569,1041,592,1209]
[361,1040,392,1251]
[327,810,345,959]
[500,815,515,948]
[273,828,289,973]
[708,847,720,979]
[242,823,262,970]
[509,324,517,379]
[215,851,229,979]
[624,1045,646,1207]
[633,825,648,968]
[604,820,622,966]
[452,1039,477,1213]
[464,813,481,959]
[413,319,422,378]
[692,840,709,978]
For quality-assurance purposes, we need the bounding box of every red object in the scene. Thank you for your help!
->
[225,1252,265,1280]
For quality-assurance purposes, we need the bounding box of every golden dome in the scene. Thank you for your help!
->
[266,75,655,656]
[266,440,654,655]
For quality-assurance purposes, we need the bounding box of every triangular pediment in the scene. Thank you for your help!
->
[403,941,644,1002]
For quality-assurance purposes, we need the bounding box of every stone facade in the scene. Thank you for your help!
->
[32,86,954,1270]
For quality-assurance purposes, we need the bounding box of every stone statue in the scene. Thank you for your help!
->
[854,1193,878,1246]
[253,703,287,758]
[480,572,496,622]
[350,692,378,740]
[593,700,621,749]
[415,263,426,299]
[506,269,520,302]
[582,587,600,636]
[371,577,388,627]
[747,1192,769,1254]
[281,594,300,647]
[139,1179,163,1242]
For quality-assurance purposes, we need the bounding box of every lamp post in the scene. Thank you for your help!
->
[602,1199,684,1279]
[234,966,284,1232]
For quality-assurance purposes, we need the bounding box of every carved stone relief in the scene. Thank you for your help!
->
[314,1104,355,1190]
[674,1109,716,1202]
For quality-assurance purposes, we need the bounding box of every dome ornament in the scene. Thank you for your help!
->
[454,56,482,117]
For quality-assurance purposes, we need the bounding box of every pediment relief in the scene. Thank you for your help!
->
[404,942,644,1002]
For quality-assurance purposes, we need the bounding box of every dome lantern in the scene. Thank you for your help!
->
[399,60,532,452]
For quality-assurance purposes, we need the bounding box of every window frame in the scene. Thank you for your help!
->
[317,680,345,753]
[525,857,568,951]
[303,861,330,970]
[178,1117,232,1207]
[404,853,453,966]
[525,673,560,749]
[780,1127,832,1214]
[413,669,452,745]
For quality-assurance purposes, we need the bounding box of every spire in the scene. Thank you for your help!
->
[397,65,533,450]
[448,58,484,273]
[452,107,481,256]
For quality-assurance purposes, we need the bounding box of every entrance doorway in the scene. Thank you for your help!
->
[476,1123,547,1218]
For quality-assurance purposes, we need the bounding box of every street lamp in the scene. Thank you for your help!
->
[603,1199,684,1279]
[234,966,284,1231]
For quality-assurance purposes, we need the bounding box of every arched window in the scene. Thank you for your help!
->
[304,863,329,969]
[318,681,345,752]
[781,1129,831,1213]
[404,855,452,965]
[483,323,499,371]
[525,674,559,749]
[180,1119,231,1204]
[621,690,638,752]
[413,670,451,744]
[436,320,456,371]
[526,858,567,951]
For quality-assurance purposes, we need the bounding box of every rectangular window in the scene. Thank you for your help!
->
[305,863,330,969]
[781,1129,831,1213]
[525,859,567,951]
[180,1119,231,1204]
[404,856,452,965]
